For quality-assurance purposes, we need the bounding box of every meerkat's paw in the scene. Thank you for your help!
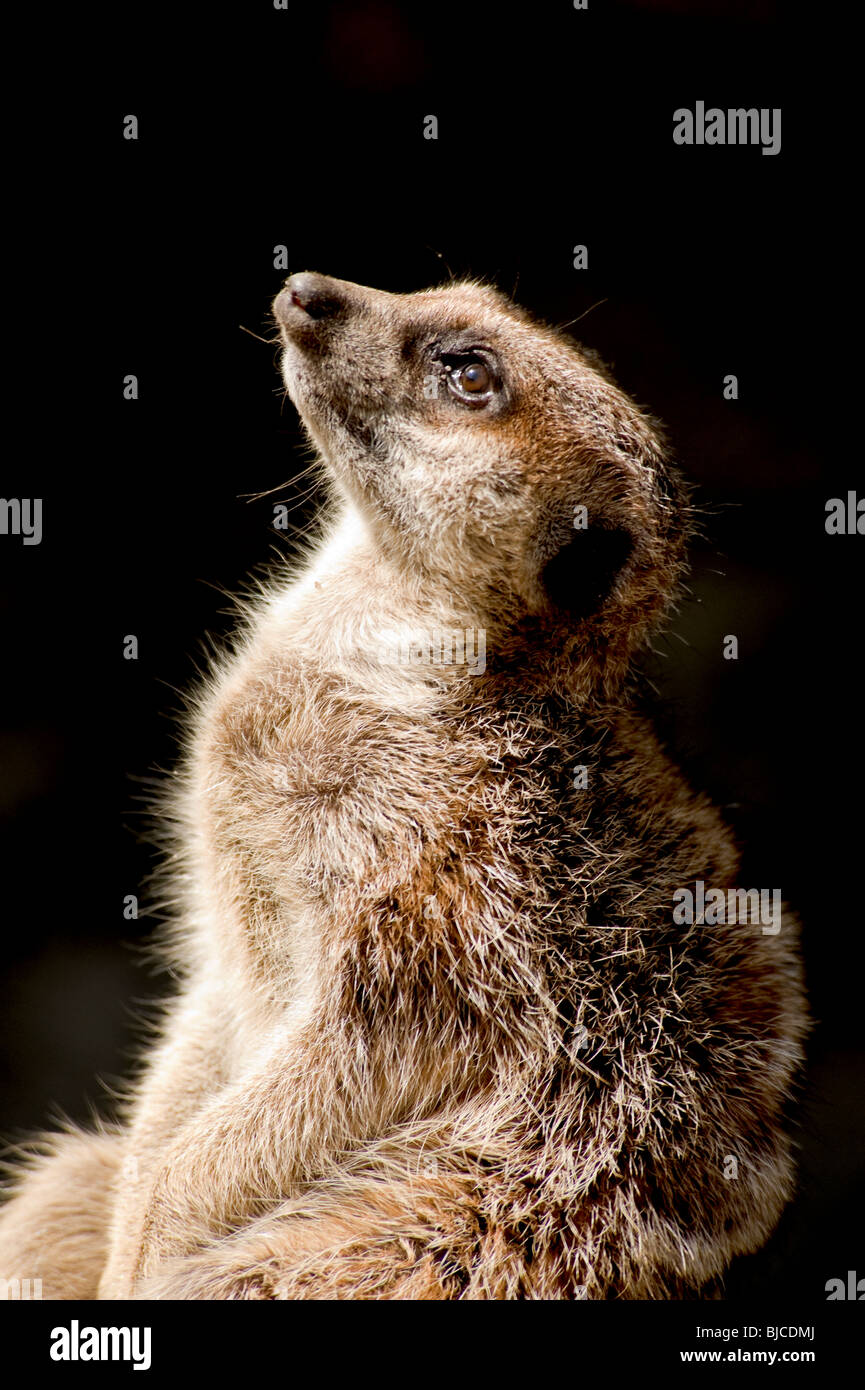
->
[132,1175,482,1301]
[0,1127,122,1299]
[136,1236,452,1301]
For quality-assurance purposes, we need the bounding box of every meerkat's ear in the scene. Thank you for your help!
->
[539,520,634,622]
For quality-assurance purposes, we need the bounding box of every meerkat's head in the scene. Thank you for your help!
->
[273,273,690,688]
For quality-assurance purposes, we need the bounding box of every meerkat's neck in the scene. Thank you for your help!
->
[252,503,633,706]
[262,504,480,654]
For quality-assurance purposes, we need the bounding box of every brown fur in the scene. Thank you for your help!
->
[0,275,808,1300]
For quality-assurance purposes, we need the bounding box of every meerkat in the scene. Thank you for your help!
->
[0,273,808,1300]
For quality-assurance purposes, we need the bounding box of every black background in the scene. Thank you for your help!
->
[1,0,862,1302]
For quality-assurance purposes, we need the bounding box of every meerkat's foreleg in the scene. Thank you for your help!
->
[97,983,237,1299]
[131,1173,474,1301]
[0,1129,121,1299]
[113,1014,388,1293]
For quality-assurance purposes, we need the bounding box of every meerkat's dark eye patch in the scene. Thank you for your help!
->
[541,525,634,621]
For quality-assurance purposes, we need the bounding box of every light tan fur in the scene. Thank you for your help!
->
[0,275,808,1300]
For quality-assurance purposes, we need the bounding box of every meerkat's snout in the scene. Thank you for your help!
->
[274,271,353,333]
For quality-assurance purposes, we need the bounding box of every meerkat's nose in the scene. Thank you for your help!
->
[279,272,345,323]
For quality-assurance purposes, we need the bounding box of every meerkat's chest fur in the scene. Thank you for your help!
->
[194,624,747,1128]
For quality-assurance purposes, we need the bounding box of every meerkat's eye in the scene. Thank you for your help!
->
[456,362,491,393]
[441,353,498,406]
